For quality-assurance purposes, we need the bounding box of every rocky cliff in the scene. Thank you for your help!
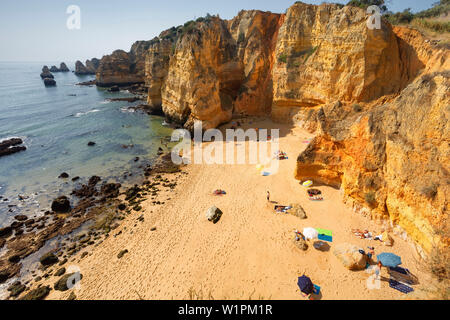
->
[75,58,99,75]
[94,2,448,251]
[96,41,151,87]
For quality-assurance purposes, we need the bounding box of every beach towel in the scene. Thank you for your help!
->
[261,172,271,176]
[318,234,333,242]
[316,228,332,236]
[316,228,333,242]
[275,205,292,213]
[389,279,414,294]
[388,267,416,285]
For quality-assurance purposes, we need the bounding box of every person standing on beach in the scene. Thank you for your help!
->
[267,191,270,202]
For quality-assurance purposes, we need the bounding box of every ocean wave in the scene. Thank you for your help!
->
[120,107,135,113]
[73,109,101,118]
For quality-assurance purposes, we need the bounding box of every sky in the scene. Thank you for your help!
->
[0,0,437,62]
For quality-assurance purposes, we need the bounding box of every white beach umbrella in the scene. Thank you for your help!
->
[303,227,319,240]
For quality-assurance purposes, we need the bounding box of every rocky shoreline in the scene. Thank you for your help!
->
[0,138,26,158]
[0,150,182,300]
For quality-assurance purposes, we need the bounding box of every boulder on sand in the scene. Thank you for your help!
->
[54,272,83,291]
[333,243,367,271]
[382,231,394,247]
[206,206,223,223]
[20,286,50,300]
[39,252,59,266]
[288,204,307,219]
[294,237,308,251]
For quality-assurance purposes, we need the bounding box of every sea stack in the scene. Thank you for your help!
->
[40,66,54,79]
[75,59,99,75]
[59,62,70,72]
[43,78,56,86]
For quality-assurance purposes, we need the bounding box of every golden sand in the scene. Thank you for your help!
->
[45,118,427,300]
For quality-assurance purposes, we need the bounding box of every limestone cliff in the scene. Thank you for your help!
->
[228,10,281,116]
[272,3,406,122]
[98,2,449,251]
[75,59,99,75]
[161,17,244,130]
[96,41,151,87]
[145,38,173,108]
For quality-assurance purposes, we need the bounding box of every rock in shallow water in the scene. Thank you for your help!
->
[43,78,56,86]
[51,196,71,213]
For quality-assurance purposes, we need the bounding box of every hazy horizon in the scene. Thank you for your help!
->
[0,0,437,62]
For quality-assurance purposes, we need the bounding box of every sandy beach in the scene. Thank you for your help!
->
[43,118,427,300]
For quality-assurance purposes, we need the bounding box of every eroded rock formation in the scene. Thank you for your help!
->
[96,41,151,87]
[75,59,99,75]
[88,2,448,251]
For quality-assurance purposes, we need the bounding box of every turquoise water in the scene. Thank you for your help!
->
[0,62,173,227]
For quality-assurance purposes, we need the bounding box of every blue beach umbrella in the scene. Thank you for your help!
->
[377,253,402,268]
[297,276,313,295]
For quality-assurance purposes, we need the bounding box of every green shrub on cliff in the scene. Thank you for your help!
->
[278,54,287,63]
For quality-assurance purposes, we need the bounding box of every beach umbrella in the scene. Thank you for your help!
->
[297,276,313,295]
[302,180,313,188]
[303,227,319,240]
[377,253,402,268]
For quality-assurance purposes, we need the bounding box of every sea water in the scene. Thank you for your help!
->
[0,62,173,227]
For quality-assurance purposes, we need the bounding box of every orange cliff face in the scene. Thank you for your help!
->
[95,2,448,252]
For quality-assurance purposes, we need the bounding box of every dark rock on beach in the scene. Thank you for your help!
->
[39,252,59,266]
[117,249,128,259]
[51,196,71,213]
[14,215,28,222]
[8,281,26,297]
[54,267,66,277]
[59,172,69,179]
[54,272,83,291]
[100,183,121,199]
[0,226,13,238]
[20,286,50,300]
[49,65,59,72]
